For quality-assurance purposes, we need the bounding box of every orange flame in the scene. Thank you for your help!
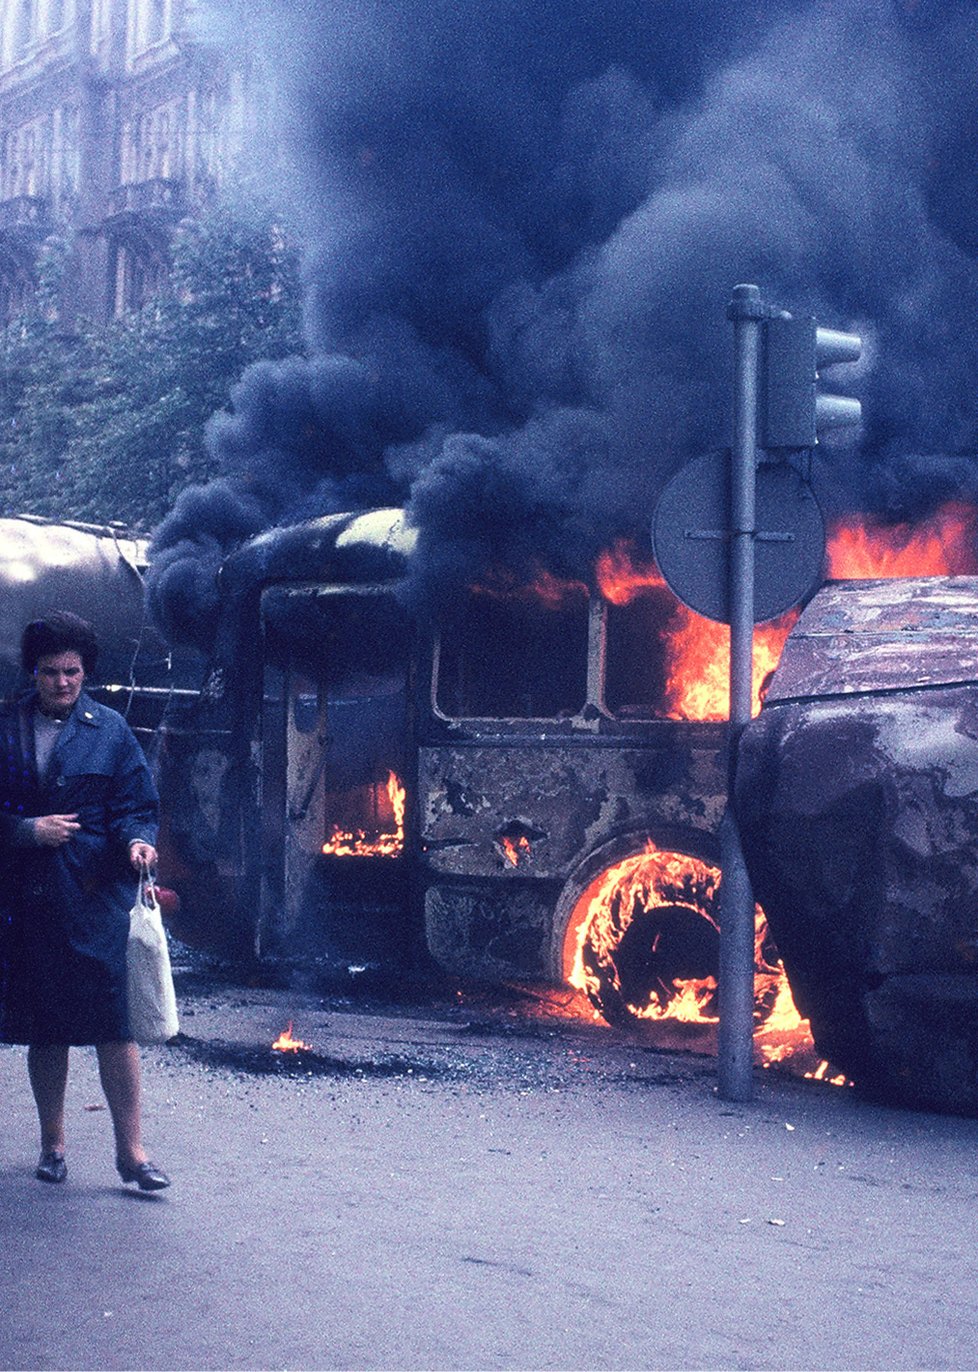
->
[595,541,663,606]
[632,975,719,1024]
[827,501,978,579]
[272,1022,312,1053]
[500,835,532,867]
[475,566,588,609]
[595,501,978,724]
[596,539,794,720]
[662,610,795,722]
[804,1060,851,1087]
[564,844,725,1024]
[323,771,406,858]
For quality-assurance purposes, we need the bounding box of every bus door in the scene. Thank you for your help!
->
[259,583,413,970]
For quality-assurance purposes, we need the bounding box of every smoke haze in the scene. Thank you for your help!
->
[147,0,978,645]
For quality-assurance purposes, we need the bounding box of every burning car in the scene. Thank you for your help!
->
[736,574,978,1114]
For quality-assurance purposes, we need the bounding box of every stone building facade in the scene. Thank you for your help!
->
[0,0,256,323]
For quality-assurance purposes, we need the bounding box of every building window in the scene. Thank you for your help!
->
[121,100,184,184]
[0,117,55,201]
[54,104,79,207]
[0,0,71,67]
[21,126,36,195]
[128,0,172,59]
[146,0,166,43]
[1,131,17,199]
[140,113,154,178]
[0,269,36,327]
[12,0,39,60]
[113,242,168,314]
[90,0,111,54]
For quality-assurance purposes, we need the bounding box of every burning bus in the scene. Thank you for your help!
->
[153,506,756,1029]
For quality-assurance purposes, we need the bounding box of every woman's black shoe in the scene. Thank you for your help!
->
[36,1151,67,1183]
[116,1158,170,1191]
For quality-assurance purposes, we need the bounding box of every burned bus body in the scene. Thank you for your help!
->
[152,509,732,1025]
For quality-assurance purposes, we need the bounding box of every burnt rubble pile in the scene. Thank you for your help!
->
[736,577,978,1114]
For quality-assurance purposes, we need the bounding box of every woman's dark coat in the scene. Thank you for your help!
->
[0,690,159,1044]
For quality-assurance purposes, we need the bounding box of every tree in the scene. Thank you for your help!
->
[0,203,304,529]
[0,232,80,515]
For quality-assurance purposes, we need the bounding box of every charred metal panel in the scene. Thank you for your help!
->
[282,679,329,948]
[419,731,725,981]
[769,576,978,701]
[155,713,252,955]
[738,596,978,1112]
[257,583,415,970]
[420,737,725,881]
[425,881,561,981]
[219,510,415,602]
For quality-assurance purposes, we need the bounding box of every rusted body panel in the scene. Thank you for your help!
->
[769,576,978,701]
[424,881,563,982]
[420,736,724,880]
[738,576,978,1113]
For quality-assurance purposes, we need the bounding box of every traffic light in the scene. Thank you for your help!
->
[759,315,862,450]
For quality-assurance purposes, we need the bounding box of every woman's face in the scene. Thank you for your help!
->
[35,650,85,718]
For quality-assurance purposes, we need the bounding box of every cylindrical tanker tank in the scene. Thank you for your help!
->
[0,516,209,941]
[735,576,978,1114]
[0,517,155,694]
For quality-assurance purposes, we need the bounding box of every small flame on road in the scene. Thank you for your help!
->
[500,835,532,867]
[804,1060,852,1087]
[271,1022,312,1053]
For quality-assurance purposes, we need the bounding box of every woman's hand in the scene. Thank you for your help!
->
[129,841,158,871]
[33,814,81,847]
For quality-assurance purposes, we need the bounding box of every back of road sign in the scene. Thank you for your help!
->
[651,451,825,624]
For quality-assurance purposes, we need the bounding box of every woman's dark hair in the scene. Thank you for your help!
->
[21,612,99,676]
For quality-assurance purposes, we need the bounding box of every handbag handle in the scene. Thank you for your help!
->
[137,870,160,914]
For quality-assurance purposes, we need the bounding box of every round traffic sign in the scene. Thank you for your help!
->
[651,451,824,624]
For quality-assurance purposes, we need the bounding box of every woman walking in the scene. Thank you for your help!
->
[0,611,170,1190]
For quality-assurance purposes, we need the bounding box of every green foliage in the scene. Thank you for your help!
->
[0,205,304,529]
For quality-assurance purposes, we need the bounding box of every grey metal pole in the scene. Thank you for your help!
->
[718,282,763,1102]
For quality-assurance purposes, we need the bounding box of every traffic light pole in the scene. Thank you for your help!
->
[718,282,764,1102]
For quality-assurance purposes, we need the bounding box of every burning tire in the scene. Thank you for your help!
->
[563,844,782,1030]
[559,834,795,1037]
[582,898,720,1025]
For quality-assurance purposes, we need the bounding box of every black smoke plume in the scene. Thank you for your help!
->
[148,0,978,647]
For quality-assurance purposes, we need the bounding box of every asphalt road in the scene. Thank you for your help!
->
[2,971,977,1372]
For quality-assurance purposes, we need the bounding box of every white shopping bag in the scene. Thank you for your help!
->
[126,874,179,1045]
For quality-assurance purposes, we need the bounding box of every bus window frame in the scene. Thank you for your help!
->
[430,588,603,730]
